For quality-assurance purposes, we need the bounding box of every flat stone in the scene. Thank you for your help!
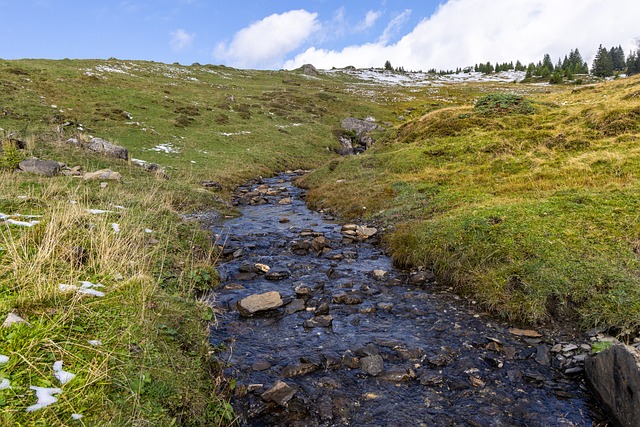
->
[237,291,283,316]
[278,197,292,205]
[408,270,436,286]
[83,169,122,181]
[2,313,30,328]
[285,299,306,314]
[254,263,270,273]
[18,159,61,176]
[265,268,291,280]
[585,342,640,427]
[262,380,295,407]
[281,362,318,378]
[303,315,333,328]
[360,355,384,376]
[419,371,444,386]
[508,328,542,338]
[252,361,272,371]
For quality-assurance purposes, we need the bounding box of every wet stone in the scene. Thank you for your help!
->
[408,270,436,286]
[281,362,318,378]
[332,292,363,305]
[252,360,272,371]
[262,380,296,406]
[303,315,333,328]
[237,291,283,316]
[419,371,445,387]
[360,355,384,376]
[285,298,306,314]
[265,268,291,280]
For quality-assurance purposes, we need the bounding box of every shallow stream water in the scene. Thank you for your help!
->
[210,172,607,427]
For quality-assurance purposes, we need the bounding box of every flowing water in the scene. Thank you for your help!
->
[210,172,607,427]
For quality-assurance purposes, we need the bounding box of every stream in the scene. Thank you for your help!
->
[209,172,607,426]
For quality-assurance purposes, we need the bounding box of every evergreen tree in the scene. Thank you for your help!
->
[542,53,554,72]
[515,60,525,71]
[627,49,640,75]
[610,45,626,71]
[525,63,535,79]
[591,44,614,77]
[384,60,393,71]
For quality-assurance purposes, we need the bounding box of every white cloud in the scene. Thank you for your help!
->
[170,29,195,52]
[378,9,411,44]
[284,0,640,71]
[214,9,319,69]
[358,10,381,31]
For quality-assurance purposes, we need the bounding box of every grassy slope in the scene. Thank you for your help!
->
[2,58,639,423]
[0,59,392,425]
[301,76,640,334]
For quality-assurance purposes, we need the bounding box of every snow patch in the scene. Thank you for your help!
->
[0,379,10,390]
[26,386,63,412]
[220,131,251,137]
[0,355,8,364]
[53,360,76,385]
[86,208,112,214]
[149,143,180,154]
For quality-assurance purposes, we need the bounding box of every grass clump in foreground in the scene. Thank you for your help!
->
[0,154,234,425]
[300,76,640,337]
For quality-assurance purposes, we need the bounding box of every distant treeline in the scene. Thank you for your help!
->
[383,43,640,82]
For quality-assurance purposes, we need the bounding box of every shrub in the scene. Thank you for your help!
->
[474,94,535,115]
[0,139,25,170]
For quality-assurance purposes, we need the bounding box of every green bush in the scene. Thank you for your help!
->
[474,94,535,115]
[0,139,25,170]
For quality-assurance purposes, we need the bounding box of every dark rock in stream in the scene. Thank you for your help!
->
[211,172,608,426]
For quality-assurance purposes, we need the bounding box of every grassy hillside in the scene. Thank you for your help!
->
[1,58,639,424]
[301,75,640,334]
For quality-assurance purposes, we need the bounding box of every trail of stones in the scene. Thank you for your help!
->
[210,172,606,427]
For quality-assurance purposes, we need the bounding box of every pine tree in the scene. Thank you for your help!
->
[384,60,393,71]
[542,54,554,72]
[610,45,625,71]
[591,44,614,77]
[628,49,640,75]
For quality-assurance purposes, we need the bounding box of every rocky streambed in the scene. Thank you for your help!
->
[210,172,608,426]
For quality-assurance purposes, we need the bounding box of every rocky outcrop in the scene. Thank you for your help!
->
[18,159,61,176]
[337,117,383,155]
[585,342,640,427]
[300,64,318,76]
[88,138,128,160]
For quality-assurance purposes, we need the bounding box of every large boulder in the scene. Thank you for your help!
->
[337,117,383,155]
[301,64,318,76]
[88,138,128,160]
[340,117,381,139]
[585,341,640,427]
[18,159,61,176]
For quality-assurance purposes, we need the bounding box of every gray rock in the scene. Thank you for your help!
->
[408,270,436,286]
[88,137,128,160]
[281,362,318,378]
[372,269,387,281]
[262,380,295,407]
[332,292,363,305]
[303,315,333,328]
[585,342,640,427]
[83,169,122,181]
[237,291,283,316]
[341,117,381,138]
[535,345,550,365]
[66,137,81,147]
[285,298,306,314]
[265,268,291,280]
[300,64,318,76]
[419,371,444,387]
[2,313,30,328]
[360,355,384,376]
[18,159,61,176]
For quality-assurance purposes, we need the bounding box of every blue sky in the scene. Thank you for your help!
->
[1,1,639,70]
